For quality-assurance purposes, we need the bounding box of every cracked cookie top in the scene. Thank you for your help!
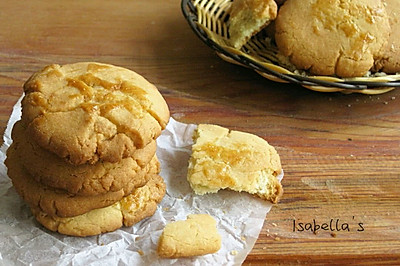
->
[275,0,390,77]
[21,62,170,165]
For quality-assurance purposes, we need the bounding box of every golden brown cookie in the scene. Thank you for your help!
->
[120,173,166,227]
[187,124,282,203]
[374,0,400,73]
[31,174,166,237]
[229,0,278,49]
[275,0,390,77]
[22,62,170,165]
[11,120,157,196]
[157,214,221,258]
[5,145,160,218]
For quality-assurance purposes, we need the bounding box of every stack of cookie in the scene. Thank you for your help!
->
[5,62,170,237]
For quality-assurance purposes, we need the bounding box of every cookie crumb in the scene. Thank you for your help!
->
[272,223,277,227]
[231,250,239,256]
[138,250,144,256]
[274,237,281,241]
[331,233,337,238]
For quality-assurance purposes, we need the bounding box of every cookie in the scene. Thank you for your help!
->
[229,0,278,49]
[5,145,160,218]
[22,62,170,165]
[157,214,221,258]
[187,124,282,203]
[275,0,390,77]
[374,0,400,73]
[11,120,157,196]
[120,173,166,227]
[31,174,166,237]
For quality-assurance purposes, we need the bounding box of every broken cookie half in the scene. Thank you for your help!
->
[187,124,283,203]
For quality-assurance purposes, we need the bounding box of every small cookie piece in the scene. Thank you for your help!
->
[22,62,169,165]
[31,174,166,237]
[374,0,400,73]
[157,214,221,258]
[275,0,390,77]
[229,0,278,49]
[5,145,160,217]
[12,120,157,196]
[187,124,282,203]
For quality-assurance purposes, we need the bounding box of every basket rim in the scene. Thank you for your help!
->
[181,0,400,92]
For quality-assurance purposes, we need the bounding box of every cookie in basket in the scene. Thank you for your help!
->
[373,0,400,73]
[31,174,166,237]
[5,144,160,218]
[275,0,390,77]
[228,0,278,49]
[22,62,170,165]
[11,120,157,196]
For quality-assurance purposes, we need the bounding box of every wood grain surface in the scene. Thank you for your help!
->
[1,0,399,264]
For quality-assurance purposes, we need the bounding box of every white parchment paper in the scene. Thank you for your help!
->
[0,96,283,266]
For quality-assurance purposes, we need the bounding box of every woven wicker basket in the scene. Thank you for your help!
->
[181,0,400,94]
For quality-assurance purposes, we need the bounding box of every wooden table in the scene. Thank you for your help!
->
[1,0,399,264]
